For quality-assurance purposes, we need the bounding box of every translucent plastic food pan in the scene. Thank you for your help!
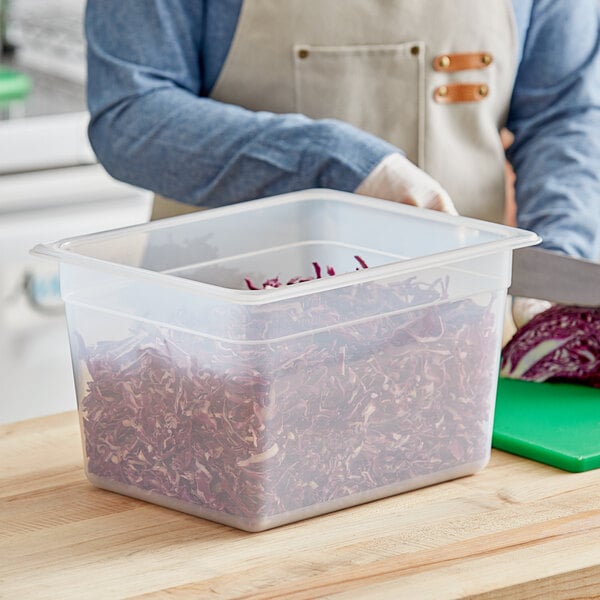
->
[33,189,539,531]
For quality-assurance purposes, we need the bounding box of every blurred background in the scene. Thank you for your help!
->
[0,0,153,424]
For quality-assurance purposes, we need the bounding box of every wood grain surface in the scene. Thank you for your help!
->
[1,411,600,599]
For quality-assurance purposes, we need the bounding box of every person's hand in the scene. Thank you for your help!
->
[356,154,554,343]
[503,296,553,347]
[511,296,553,329]
[355,153,458,215]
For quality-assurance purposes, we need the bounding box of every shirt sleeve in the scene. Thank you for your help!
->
[506,0,600,260]
[84,0,397,208]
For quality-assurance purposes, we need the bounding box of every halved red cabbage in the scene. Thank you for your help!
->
[501,305,600,388]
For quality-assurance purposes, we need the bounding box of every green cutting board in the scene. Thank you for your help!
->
[492,377,600,472]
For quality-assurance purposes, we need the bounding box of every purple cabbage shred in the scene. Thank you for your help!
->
[77,260,501,523]
[244,257,362,290]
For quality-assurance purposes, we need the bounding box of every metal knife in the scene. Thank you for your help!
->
[509,247,600,307]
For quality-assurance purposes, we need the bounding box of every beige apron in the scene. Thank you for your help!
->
[205,0,517,223]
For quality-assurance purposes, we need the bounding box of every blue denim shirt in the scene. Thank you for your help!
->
[85,0,600,259]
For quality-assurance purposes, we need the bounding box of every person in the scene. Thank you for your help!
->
[84,1,600,306]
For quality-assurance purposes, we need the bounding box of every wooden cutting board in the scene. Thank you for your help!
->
[493,377,600,472]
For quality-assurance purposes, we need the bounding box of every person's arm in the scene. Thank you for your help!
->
[506,0,600,260]
[85,0,397,207]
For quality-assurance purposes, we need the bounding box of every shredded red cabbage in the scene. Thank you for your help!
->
[77,267,501,524]
[244,256,366,290]
[501,305,600,388]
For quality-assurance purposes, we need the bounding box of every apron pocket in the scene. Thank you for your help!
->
[293,42,425,167]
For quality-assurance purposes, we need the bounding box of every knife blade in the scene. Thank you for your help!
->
[509,247,600,307]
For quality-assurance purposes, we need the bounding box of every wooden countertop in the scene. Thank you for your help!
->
[2,411,600,599]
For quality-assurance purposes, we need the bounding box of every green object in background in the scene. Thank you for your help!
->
[0,67,32,107]
[493,377,600,473]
